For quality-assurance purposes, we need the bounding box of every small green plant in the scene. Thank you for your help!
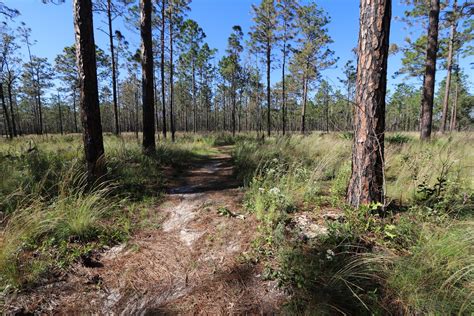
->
[217,206,234,217]
[386,133,412,144]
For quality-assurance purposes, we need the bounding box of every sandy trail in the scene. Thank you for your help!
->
[7,147,285,314]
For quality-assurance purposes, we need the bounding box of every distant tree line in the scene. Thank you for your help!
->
[1,0,472,141]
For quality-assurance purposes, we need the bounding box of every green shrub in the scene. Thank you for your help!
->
[386,133,412,144]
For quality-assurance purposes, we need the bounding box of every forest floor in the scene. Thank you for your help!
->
[6,146,287,314]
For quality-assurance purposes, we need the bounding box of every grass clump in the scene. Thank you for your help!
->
[384,222,474,314]
[0,167,123,290]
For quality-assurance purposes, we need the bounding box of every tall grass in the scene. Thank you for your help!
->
[233,132,474,314]
[383,222,474,314]
[0,165,118,289]
[0,133,220,290]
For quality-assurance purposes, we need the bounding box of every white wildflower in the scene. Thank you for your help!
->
[326,249,335,260]
[269,187,281,195]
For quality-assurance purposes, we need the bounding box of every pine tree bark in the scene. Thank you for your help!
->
[420,0,440,140]
[141,0,155,153]
[73,0,105,179]
[440,0,456,134]
[346,0,391,208]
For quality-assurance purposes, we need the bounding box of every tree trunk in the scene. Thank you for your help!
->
[440,0,456,134]
[346,84,352,131]
[38,90,43,135]
[107,0,120,135]
[135,82,139,139]
[7,82,17,137]
[450,79,458,131]
[161,0,167,139]
[231,76,236,136]
[58,93,64,135]
[72,88,78,132]
[346,0,391,208]
[300,75,307,134]
[420,0,440,140]
[0,82,12,138]
[325,86,329,133]
[266,42,271,137]
[73,0,105,179]
[223,88,226,131]
[169,7,175,142]
[141,0,155,152]
[192,60,196,133]
[282,42,286,136]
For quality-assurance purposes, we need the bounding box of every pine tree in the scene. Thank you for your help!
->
[73,0,105,179]
[420,0,440,140]
[250,0,278,137]
[290,2,336,134]
[347,0,391,207]
[277,0,297,136]
[140,0,155,153]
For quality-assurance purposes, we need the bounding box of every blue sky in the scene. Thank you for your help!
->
[4,0,473,95]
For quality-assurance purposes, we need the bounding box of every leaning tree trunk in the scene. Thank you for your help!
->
[450,79,458,131]
[440,0,457,134]
[141,0,155,153]
[346,0,391,208]
[73,0,105,179]
[420,0,440,140]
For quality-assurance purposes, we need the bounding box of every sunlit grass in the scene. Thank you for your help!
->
[0,132,223,290]
[233,131,474,314]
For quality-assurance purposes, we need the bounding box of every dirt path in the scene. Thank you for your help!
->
[8,147,285,314]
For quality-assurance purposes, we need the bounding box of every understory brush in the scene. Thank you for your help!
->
[0,133,217,290]
[234,132,473,314]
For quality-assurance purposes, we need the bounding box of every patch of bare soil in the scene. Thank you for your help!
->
[5,147,286,314]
